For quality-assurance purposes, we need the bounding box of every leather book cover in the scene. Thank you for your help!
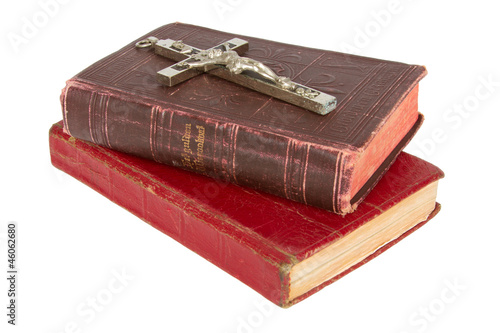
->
[50,121,443,307]
[61,22,427,214]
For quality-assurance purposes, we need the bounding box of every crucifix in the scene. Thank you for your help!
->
[136,36,337,115]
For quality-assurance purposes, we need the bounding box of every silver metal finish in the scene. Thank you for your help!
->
[135,36,159,48]
[135,36,337,115]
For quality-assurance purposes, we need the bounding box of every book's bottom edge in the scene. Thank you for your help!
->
[283,202,441,308]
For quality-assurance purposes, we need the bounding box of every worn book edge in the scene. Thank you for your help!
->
[285,203,441,307]
[288,181,438,301]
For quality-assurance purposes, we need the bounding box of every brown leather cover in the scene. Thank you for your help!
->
[61,23,427,213]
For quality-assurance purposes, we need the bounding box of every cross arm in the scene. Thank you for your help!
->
[136,36,337,115]
[154,38,249,86]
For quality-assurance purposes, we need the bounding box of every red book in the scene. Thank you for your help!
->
[61,22,426,214]
[50,121,443,307]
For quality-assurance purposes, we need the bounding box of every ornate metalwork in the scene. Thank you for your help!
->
[135,36,337,115]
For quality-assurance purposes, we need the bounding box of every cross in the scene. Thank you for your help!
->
[136,36,337,115]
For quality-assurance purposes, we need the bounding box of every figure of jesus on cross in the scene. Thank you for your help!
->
[186,47,296,91]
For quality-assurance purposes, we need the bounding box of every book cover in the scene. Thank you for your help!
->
[50,121,443,307]
[61,23,427,214]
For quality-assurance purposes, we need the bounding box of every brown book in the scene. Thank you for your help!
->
[61,23,426,214]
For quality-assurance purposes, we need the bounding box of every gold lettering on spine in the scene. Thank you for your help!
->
[194,125,206,172]
[181,124,193,168]
[179,123,205,172]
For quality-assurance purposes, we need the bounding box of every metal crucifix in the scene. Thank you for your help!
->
[136,36,337,115]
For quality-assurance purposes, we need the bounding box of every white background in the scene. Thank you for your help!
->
[1,0,499,332]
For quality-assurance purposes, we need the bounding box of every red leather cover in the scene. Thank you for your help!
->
[61,23,426,214]
[50,121,443,307]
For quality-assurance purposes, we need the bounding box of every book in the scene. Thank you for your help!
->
[61,22,426,214]
[50,121,443,307]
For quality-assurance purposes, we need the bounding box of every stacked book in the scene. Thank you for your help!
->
[50,23,443,307]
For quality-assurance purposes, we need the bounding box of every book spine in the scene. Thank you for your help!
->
[62,80,353,213]
[49,122,290,306]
